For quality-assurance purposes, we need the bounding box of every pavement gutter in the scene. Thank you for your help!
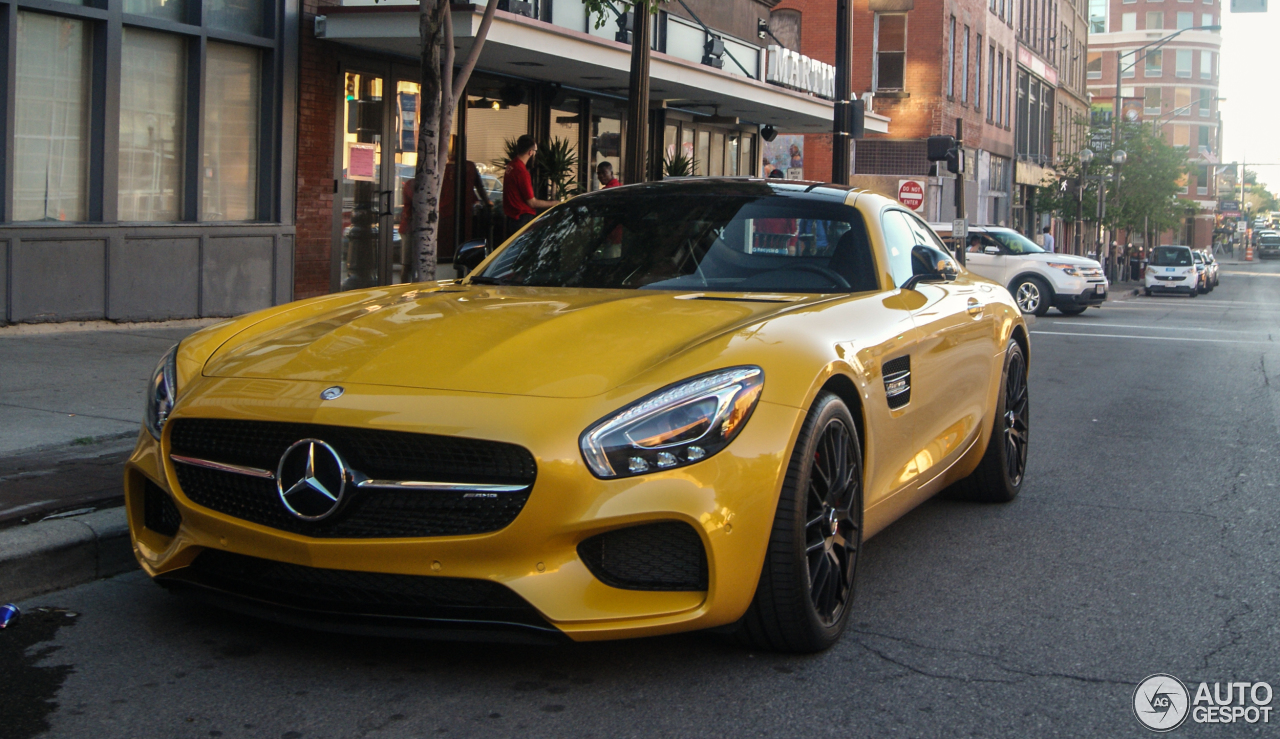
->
[0,508,134,603]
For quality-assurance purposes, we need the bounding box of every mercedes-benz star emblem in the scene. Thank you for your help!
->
[320,386,344,400]
[276,439,349,521]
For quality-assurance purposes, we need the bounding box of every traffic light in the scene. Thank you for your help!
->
[927,135,961,173]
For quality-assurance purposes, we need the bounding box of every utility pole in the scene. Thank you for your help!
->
[955,118,966,263]
[623,9,652,186]
[831,0,853,184]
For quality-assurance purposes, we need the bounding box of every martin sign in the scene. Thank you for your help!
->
[766,46,836,100]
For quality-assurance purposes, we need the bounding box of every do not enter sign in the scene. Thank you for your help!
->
[898,180,925,210]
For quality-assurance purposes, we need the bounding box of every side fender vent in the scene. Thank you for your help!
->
[882,355,911,410]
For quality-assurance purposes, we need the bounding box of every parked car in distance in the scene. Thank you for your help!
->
[1257,231,1280,259]
[1195,249,1219,290]
[1191,251,1211,294]
[1145,245,1199,297]
[930,223,1109,316]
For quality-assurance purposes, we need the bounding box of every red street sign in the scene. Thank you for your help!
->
[898,180,925,210]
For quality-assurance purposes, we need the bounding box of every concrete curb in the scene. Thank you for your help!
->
[0,507,135,602]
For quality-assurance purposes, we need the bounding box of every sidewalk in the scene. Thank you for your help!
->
[0,320,215,601]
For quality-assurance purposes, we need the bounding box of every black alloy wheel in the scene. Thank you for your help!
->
[732,392,863,652]
[1002,346,1030,488]
[803,418,861,625]
[945,338,1029,503]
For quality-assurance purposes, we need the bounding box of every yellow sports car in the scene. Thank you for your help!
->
[125,179,1029,653]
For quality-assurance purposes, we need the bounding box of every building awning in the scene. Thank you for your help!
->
[318,4,889,134]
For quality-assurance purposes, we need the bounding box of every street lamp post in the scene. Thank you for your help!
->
[1079,148,1094,257]
[1111,148,1127,281]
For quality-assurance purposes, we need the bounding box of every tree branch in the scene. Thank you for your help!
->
[452,0,500,108]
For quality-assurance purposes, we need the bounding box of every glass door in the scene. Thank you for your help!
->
[339,70,388,291]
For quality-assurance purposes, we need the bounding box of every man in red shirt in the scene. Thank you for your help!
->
[596,162,621,189]
[503,135,558,237]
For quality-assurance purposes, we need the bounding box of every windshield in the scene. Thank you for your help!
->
[1260,234,1280,245]
[1151,247,1192,266]
[985,229,1046,254]
[473,193,879,293]
[1193,252,1204,263]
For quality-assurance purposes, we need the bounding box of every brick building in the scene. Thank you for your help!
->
[772,0,1017,225]
[1086,0,1222,249]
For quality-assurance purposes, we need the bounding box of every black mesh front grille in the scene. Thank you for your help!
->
[578,522,708,591]
[170,419,536,485]
[168,419,535,538]
[143,479,182,537]
[180,549,548,626]
[173,465,530,538]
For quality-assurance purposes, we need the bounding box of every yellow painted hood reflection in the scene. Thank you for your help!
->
[203,285,825,398]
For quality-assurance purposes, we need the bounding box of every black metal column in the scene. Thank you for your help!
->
[623,10,652,185]
[831,0,853,184]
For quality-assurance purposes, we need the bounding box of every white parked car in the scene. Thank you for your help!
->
[1144,245,1199,297]
[930,224,1109,316]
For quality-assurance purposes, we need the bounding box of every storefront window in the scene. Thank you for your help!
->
[727,133,739,176]
[207,0,265,36]
[392,80,421,281]
[202,42,260,221]
[710,132,725,176]
[762,135,803,179]
[123,0,187,24]
[14,12,90,222]
[696,131,710,176]
[739,132,754,176]
[119,28,185,222]
[549,99,581,195]
[340,72,383,290]
[467,91,530,193]
[590,111,622,190]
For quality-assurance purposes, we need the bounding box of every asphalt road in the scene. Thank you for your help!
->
[11,261,1280,738]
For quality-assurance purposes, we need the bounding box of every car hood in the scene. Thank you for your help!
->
[202,284,818,398]
[1019,253,1101,268]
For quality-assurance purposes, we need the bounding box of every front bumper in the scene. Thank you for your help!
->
[125,378,804,642]
[1146,274,1195,293]
[1053,282,1109,308]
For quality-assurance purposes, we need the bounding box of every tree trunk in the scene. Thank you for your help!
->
[412,0,447,283]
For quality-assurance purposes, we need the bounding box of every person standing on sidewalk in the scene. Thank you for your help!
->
[1042,226,1055,253]
[503,135,558,237]
[596,162,621,189]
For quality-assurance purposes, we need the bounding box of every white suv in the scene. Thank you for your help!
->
[929,224,1109,316]
[1144,245,1199,297]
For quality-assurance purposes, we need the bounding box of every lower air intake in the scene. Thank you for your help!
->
[578,521,708,591]
[143,479,182,537]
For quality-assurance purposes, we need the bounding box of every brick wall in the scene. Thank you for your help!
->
[773,0,1016,174]
[294,0,342,299]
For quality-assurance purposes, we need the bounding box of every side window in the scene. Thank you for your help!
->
[880,210,917,287]
[904,213,950,253]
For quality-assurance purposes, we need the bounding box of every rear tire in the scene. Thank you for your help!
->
[944,339,1028,504]
[732,392,863,653]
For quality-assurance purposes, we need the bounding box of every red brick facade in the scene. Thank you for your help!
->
[294,0,342,299]
[773,0,1016,170]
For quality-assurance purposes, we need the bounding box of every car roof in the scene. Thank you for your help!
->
[1155,244,1192,250]
[925,223,1014,234]
[572,177,876,206]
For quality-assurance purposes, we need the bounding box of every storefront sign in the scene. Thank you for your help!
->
[766,46,836,100]
[898,180,925,210]
[348,143,376,182]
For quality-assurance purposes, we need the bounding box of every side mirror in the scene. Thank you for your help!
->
[983,245,1001,255]
[903,247,958,291]
[455,239,488,275]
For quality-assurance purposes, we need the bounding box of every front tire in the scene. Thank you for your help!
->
[1012,277,1051,317]
[1058,305,1087,316]
[945,339,1029,503]
[1145,288,1153,297]
[732,392,863,653]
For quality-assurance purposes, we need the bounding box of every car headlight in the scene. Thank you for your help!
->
[580,367,764,478]
[1046,262,1080,276]
[143,344,179,440]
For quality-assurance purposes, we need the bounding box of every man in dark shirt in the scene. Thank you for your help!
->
[503,135,558,237]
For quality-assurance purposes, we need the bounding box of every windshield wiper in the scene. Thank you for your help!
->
[466,275,509,285]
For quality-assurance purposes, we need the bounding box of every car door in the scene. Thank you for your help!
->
[892,210,1000,492]
[961,232,1012,285]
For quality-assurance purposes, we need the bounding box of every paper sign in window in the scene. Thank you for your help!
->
[348,143,376,182]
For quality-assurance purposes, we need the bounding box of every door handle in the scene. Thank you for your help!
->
[966,297,983,317]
